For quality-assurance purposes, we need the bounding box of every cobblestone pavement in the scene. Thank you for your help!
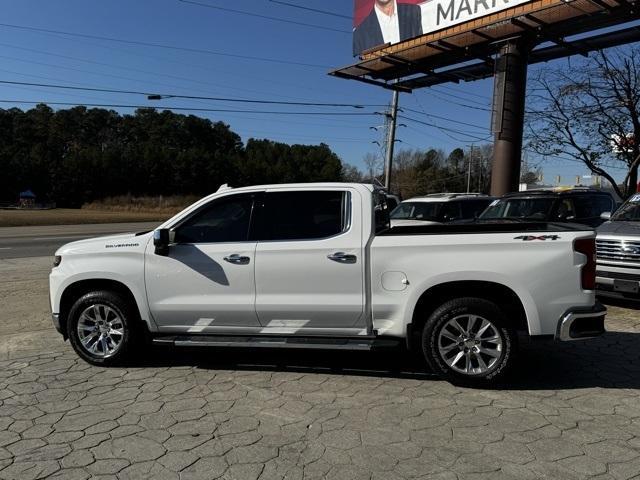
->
[1,257,640,479]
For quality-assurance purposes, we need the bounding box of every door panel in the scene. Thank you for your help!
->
[144,192,259,332]
[145,243,258,330]
[254,189,365,330]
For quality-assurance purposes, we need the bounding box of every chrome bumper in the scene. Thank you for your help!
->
[556,303,607,341]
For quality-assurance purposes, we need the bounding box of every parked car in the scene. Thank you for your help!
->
[596,194,640,300]
[50,183,605,385]
[479,187,615,227]
[390,193,494,227]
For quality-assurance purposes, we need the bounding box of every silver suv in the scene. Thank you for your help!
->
[596,195,640,300]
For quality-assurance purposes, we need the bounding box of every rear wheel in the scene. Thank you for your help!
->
[421,297,516,386]
[68,291,138,366]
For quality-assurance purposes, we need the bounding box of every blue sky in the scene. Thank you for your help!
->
[0,0,634,185]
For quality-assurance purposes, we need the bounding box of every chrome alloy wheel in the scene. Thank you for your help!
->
[76,304,125,358]
[437,315,503,375]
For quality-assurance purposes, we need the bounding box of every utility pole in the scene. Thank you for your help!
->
[384,90,399,191]
[467,145,474,193]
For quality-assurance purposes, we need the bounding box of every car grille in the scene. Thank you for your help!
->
[596,239,640,263]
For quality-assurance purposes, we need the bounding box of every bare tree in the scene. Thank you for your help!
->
[362,152,383,185]
[527,47,640,199]
[342,164,365,182]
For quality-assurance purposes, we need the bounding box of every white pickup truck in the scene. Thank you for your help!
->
[50,183,606,385]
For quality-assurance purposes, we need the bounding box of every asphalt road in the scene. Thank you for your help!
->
[0,222,159,259]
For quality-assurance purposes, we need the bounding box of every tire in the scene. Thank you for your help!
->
[421,297,516,386]
[67,291,139,367]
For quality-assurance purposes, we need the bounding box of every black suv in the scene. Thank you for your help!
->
[479,187,616,227]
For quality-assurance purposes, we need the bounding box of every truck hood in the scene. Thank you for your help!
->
[597,221,640,236]
[56,232,151,256]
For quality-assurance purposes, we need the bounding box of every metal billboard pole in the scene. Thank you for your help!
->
[384,89,399,191]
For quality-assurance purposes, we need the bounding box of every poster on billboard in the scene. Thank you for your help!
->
[353,0,532,56]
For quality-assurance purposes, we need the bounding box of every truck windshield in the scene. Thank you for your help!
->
[612,202,640,221]
[390,202,442,221]
[480,198,555,221]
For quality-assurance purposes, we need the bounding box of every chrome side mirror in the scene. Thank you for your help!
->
[153,229,170,256]
[600,212,611,221]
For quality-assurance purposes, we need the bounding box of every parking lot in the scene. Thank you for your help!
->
[1,256,640,480]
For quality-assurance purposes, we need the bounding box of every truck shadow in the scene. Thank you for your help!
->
[136,330,640,390]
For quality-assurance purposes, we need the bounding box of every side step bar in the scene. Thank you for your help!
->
[152,335,400,351]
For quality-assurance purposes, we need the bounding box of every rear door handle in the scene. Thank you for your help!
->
[327,252,357,264]
[223,254,250,265]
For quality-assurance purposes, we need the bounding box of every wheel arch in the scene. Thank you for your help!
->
[59,279,145,340]
[407,280,529,350]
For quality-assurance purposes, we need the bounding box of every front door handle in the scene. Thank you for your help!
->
[224,254,250,265]
[327,252,357,264]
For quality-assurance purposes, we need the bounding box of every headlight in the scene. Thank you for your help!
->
[53,256,62,268]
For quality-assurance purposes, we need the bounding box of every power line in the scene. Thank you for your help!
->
[424,91,493,112]
[0,40,325,102]
[401,107,489,131]
[0,80,383,109]
[267,0,351,20]
[0,22,330,69]
[2,27,364,101]
[177,0,350,34]
[431,86,492,105]
[0,99,379,116]
[399,115,493,142]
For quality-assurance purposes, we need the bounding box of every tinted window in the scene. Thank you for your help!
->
[552,198,576,220]
[481,198,555,220]
[440,202,462,222]
[613,201,640,221]
[174,194,254,243]
[390,202,442,221]
[256,191,348,241]
[460,200,492,219]
[573,195,614,219]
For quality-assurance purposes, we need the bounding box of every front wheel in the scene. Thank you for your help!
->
[67,291,138,366]
[421,297,517,386]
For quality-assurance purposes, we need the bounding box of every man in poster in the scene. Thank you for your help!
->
[353,0,423,56]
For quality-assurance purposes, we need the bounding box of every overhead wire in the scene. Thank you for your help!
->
[267,1,352,20]
[0,80,385,109]
[399,115,492,143]
[0,22,330,69]
[177,0,351,34]
[0,99,379,116]
[0,40,328,102]
[401,106,490,132]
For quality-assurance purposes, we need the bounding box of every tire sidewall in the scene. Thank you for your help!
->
[422,298,515,384]
[68,292,134,366]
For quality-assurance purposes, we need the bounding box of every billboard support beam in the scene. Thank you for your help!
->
[491,39,530,196]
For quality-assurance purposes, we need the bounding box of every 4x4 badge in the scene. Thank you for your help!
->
[514,235,560,241]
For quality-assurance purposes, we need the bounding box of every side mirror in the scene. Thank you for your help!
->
[600,212,611,221]
[153,229,170,256]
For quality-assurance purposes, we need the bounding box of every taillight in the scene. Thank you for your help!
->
[575,238,596,290]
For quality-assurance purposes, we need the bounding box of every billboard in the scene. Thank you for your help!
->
[353,0,532,56]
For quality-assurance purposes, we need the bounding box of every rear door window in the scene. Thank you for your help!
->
[255,191,349,241]
[460,200,492,219]
[573,195,614,220]
[440,202,462,222]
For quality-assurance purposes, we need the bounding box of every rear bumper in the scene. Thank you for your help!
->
[556,303,606,341]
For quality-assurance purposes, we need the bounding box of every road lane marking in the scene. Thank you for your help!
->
[0,247,11,250]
